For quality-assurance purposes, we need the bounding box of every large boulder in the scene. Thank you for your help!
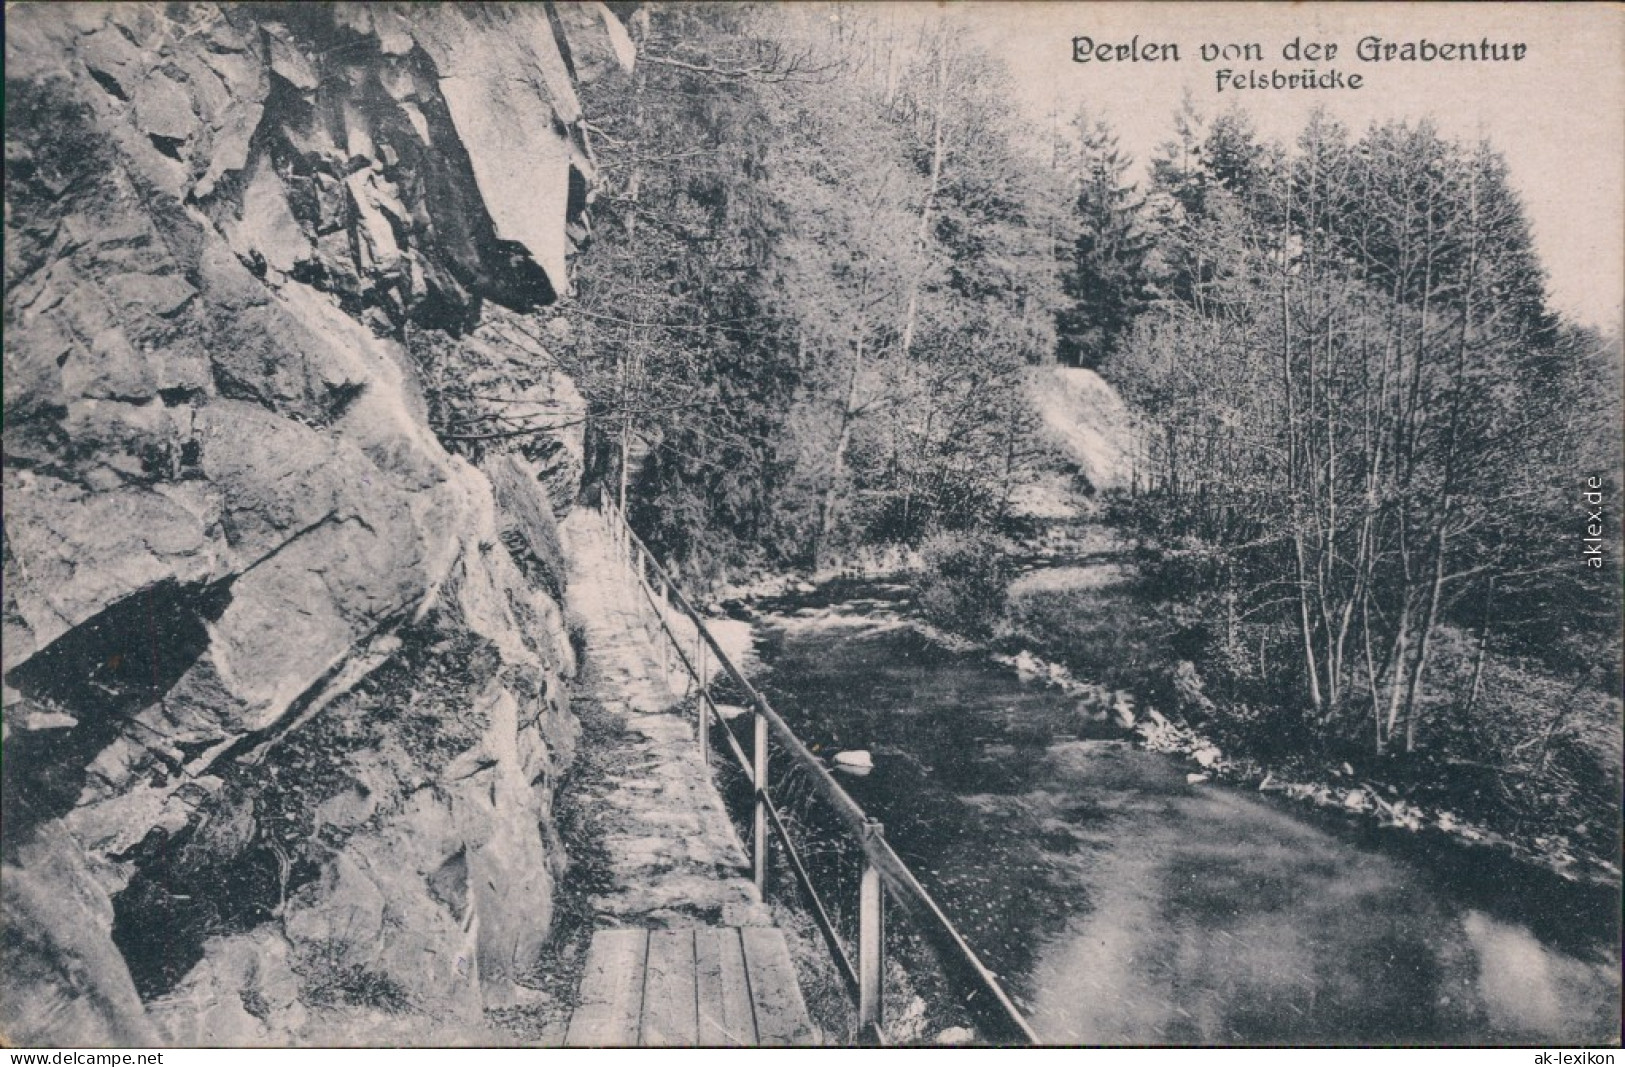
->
[0,829,161,1048]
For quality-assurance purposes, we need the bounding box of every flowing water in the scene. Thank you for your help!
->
[744,581,1620,1045]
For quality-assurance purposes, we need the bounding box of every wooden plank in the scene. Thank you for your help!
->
[695,928,757,1046]
[640,929,699,1047]
[741,927,816,1046]
[565,928,648,1047]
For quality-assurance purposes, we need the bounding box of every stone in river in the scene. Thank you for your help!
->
[833,750,874,771]
[1111,693,1136,729]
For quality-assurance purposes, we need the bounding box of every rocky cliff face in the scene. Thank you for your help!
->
[3,2,630,1045]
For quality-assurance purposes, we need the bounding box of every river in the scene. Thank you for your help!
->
[740,579,1620,1045]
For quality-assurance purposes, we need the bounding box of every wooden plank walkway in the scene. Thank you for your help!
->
[565,927,817,1047]
[557,510,817,1047]
[560,508,771,927]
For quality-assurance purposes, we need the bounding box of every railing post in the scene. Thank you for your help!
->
[859,818,886,1040]
[636,550,653,641]
[657,577,670,683]
[752,710,768,894]
[697,636,710,765]
[698,695,712,767]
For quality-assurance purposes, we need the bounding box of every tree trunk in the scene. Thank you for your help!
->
[1463,576,1494,720]
[1382,552,1414,749]
[899,41,947,360]
[1402,526,1448,753]
[1403,164,1482,754]
[1279,166,1324,714]
[816,338,865,569]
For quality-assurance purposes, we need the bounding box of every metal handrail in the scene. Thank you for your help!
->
[598,498,1039,1045]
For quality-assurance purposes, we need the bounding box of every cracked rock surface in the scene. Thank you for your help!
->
[4,2,628,1046]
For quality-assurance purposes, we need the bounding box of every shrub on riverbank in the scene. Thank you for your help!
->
[916,530,1017,638]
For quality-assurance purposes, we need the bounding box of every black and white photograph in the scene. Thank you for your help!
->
[3,0,1621,1052]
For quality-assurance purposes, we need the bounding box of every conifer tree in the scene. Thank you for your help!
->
[1057,115,1150,368]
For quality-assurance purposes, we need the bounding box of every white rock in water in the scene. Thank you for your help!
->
[1343,788,1368,810]
[1186,773,1209,785]
[1193,746,1221,768]
[833,750,873,770]
[935,1026,976,1046]
[715,704,749,721]
[794,581,817,594]
[23,709,78,730]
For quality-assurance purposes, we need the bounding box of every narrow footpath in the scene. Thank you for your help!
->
[554,507,814,1046]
